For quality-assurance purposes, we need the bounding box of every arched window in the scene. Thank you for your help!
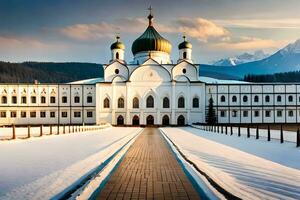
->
[50,96,56,103]
[132,115,139,125]
[1,96,7,104]
[193,97,199,108]
[133,97,139,108]
[163,97,170,108]
[177,115,185,126]
[288,95,293,102]
[254,95,259,102]
[118,97,124,108]
[243,95,248,102]
[220,95,226,102]
[21,96,27,104]
[183,52,187,59]
[104,98,110,108]
[232,96,237,103]
[178,97,185,108]
[162,115,169,125]
[146,96,154,108]
[11,96,17,104]
[87,96,93,103]
[74,96,80,103]
[277,95,282,102]
[31,96,36,104]
[265,95,270,103]
[41,96,46,104]
[117,115,124,125]
[116,52,119,59]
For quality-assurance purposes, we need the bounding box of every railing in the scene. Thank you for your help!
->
[192,124,300,148]
[0,123,110,140]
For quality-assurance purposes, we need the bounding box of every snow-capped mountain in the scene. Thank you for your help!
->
[243,39,300,69]
[202,39,300,79]
[213,50,269,66]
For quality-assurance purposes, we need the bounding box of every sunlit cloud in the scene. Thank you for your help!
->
[215,18,300,29]
[170,18,230,42]
[212,37,288,50]
[60,17,231,44]
[60,18,148,41]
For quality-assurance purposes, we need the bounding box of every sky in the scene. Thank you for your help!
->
[0,0,300,64]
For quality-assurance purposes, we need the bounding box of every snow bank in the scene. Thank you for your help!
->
[0,127,142,200]
[161,127,300,200]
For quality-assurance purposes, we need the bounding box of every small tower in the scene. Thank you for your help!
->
[110,35,125,63]
[178,35,193,63]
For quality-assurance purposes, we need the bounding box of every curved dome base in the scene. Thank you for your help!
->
[133,51,171,64]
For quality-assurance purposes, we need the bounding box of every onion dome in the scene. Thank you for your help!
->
[178,36,192,49]
[131,10,172,55]
[110,36,125,50]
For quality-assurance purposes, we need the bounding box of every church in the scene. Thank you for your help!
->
[1,11,300,126]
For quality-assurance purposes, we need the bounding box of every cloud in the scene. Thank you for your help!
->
[59,17,288,53]
[60,18,147,41]
[0,35,68,61]
[59,17,229,43]
[212,37,287,50]
[215,18,300,29]
[170,18,230,42]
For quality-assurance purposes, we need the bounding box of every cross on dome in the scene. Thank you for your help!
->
[147,6,154,26]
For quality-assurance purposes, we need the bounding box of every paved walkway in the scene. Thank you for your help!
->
[96,128,200,200]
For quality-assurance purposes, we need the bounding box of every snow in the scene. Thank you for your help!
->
[199,76,248,84]
[0,125,110,140]
[213,50,269,66]
[160,127,300,200]
[0,127,142,200]
[68,77,103,84]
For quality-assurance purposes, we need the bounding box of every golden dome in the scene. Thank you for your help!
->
[111,36,125,50]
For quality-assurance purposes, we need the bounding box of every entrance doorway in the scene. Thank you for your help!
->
[132,115,140,126]
[146,115,154,125]
[162,115,169,126]
[177,115,185,126]
[117,115,124,125]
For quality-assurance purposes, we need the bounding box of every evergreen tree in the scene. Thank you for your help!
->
[206,96,217,125]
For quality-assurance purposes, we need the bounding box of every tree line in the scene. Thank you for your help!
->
[0,61,103,83]
[243,71,300,83]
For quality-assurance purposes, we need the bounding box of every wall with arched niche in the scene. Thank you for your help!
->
[172,61,198,82]
[105,61,129,82]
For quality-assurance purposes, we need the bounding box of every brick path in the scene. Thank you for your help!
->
[96,128,200,200]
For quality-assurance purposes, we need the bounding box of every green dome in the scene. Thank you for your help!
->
[111,37,125,50]
[178,36,192,49]
[131,14,172,55]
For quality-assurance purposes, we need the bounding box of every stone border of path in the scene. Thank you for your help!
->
[52,128,143,200]
[160,128,240,200]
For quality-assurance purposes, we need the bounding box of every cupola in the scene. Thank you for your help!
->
[110,36,125,63]
[178,35,193,63]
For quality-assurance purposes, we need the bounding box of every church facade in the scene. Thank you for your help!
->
[1,12,300,126]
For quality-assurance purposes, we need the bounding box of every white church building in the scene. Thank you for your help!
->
[1,12,300,126]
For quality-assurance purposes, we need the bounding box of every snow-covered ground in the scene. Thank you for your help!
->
[0,124,110,140]
[193,125,298,143]
[0,127,142,200]
[161,127,300,200]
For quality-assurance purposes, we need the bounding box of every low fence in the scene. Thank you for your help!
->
[0,124,110,140]
[192,124,300,148]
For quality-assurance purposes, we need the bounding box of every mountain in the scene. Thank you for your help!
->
[213,50,269,66]
[203,39,300,79]
[0,62,103,83]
